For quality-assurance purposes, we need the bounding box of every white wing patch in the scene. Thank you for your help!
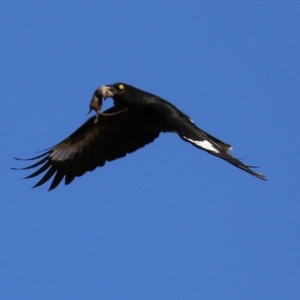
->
[184,137,219,153]
[50,147,77,161]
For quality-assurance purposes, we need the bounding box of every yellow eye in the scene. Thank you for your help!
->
[118,84,124,90]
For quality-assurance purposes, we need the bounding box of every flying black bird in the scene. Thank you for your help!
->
[12,83,266,190]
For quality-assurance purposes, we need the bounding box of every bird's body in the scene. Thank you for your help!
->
[13,83,266,190]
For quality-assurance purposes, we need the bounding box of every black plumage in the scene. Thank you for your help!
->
[12,83,266,190]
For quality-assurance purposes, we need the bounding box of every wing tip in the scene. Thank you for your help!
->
[255,173,267,181]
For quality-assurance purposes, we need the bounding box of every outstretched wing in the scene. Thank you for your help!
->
[148,99,266,181]
[12,106,163,190]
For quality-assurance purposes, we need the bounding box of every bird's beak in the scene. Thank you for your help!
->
[99,85,117,99]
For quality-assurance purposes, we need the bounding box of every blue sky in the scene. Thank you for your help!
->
[1,1,299,299]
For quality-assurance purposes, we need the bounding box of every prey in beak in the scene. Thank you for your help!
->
[86,85,114,123]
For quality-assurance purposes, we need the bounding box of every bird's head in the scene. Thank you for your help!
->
[87,83,124,114]
[86,83,130,122]
[99,83,128,98]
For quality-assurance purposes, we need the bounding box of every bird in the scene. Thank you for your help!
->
[12,83,266,190]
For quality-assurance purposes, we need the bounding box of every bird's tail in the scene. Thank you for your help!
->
[177,124,267,181]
